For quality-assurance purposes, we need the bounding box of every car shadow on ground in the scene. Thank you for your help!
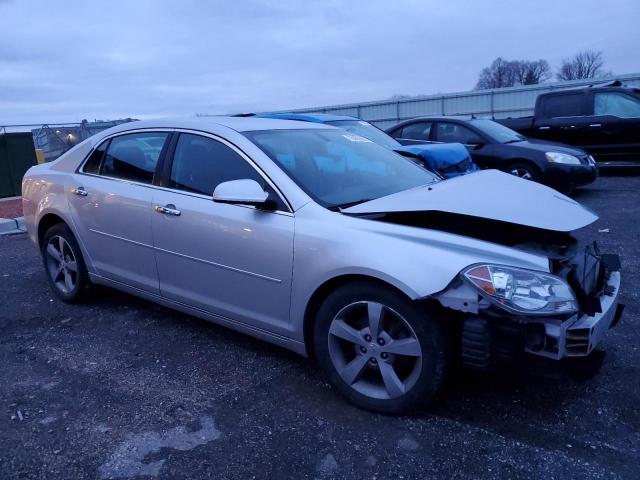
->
[87,283,605,424]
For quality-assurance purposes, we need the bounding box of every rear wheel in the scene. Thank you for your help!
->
[42,223,92,302]
[504,162,540,182]
[313,282,448,414]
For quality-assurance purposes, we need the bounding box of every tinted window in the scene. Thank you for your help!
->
[594,92,640,118]
[542,94,584,118]
[101,133,168,183]
[169,134,286,208]
[83,139,109,174]
[435,123,483,144]
[469,119,524,143]
[400,122,432,140]
[244,129,438,209]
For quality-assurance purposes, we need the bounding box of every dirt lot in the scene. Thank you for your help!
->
[0,175,638,479]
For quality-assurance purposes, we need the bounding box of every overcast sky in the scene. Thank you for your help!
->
[1,0,638,126]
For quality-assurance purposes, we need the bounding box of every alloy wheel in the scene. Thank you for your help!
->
[509,168,533,180]
[327,301,423,400]
[45,235,78,294]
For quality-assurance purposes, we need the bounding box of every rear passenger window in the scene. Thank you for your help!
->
[542,94,585,118]
[101,133,168,183]
[83,140,109,174]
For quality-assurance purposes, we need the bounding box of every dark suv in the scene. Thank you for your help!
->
[387,117,598,192]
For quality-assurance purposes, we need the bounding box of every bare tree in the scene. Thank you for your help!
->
[475,57,518,89]
[514,60,552,85]
[556,51,609,81]
[475,58,551,90]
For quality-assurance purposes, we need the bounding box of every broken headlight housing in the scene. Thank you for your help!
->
[463,264,577,316]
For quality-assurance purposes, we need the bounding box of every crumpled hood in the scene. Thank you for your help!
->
[343,169,598,232]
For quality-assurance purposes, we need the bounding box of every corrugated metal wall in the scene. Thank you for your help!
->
[276,73,640,129]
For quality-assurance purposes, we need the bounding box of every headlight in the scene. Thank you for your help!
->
[545,152,581,165]
[463,264,577,315]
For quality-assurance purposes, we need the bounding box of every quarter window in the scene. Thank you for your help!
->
[594,92,640,118]
[101,132,168,183]
[83,139,109,174]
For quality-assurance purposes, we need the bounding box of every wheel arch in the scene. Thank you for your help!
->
[302,274,414,361]
[505,157,543,173]
[37,213,68,248]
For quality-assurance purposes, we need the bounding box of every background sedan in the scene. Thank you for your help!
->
[387,117,598,192]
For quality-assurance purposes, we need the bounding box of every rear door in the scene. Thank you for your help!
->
[587,90,640,160]
[151,132,295,335]
[534,92,588,146]
[66,131,170,293]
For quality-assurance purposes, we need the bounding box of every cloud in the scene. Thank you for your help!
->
[0,0,638,125]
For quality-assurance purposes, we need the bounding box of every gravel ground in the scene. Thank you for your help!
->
[0,175,638,479]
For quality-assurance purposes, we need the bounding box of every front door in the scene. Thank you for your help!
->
[151,132,295,335]
[66,131,170,293]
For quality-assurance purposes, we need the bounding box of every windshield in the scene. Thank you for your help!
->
[326,120,402,149]
[470,119,525,143]
[244,129,438,209]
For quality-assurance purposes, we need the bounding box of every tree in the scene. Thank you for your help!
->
[556,51,609,81]
[475,58,551,90]
[475,57,517,89]
[514,60,552,85]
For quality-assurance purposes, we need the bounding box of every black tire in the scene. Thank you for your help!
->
[313,282,448,414]
[41,223,92,303]
[504,161,541,183]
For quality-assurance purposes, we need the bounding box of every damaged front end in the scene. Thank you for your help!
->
[435,238,623,367]
[342,170,623,368]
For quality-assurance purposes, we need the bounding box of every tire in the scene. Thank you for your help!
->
[504,162,541,182]
[313,282,448,414]
[41,223,92,303]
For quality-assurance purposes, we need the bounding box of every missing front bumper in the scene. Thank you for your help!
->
[525,271,622,360]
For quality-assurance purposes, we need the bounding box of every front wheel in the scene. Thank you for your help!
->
[41,223,92,302]
[504,162,540,182]
[313,282,448,414]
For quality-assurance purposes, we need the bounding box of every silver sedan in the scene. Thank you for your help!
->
[22,117,622,413]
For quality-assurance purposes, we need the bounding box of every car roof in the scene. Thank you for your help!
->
[390,116,473,128]
[96,116,334,136]
[256,113,359,123]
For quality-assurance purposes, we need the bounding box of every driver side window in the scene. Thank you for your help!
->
[169,134,286,210]
[435,123,483,145]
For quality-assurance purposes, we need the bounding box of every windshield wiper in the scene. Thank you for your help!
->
[503,139,523,144]
[328,198,373,211]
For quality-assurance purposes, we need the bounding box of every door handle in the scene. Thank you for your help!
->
[589,123,602,127]
[154,204,181,216]
[538,126,551,130]
[71,187,88,196]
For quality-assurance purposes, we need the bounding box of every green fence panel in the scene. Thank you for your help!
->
[0,133,37,198]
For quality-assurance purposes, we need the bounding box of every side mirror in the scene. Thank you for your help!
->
[212,179,270,207]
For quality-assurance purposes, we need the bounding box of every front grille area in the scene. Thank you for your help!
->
[566,327,591,356]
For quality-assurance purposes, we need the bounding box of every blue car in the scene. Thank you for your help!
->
[255,113,478,178]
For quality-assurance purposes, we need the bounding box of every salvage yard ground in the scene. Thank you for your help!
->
[0,175,639,479]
